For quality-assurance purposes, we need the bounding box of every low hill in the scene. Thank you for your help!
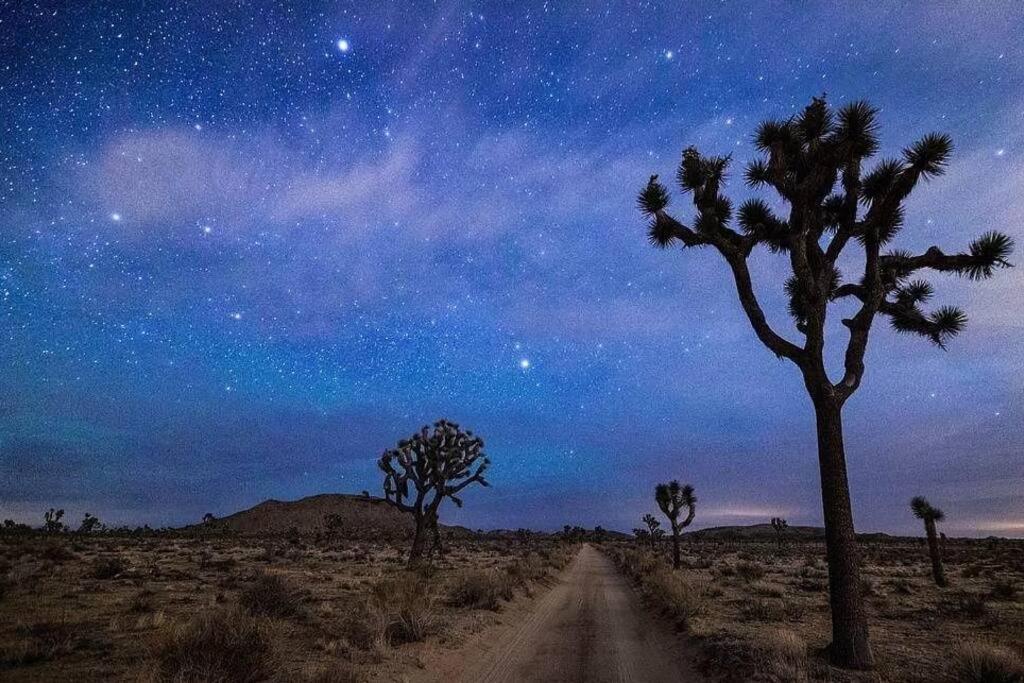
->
[687,523,894,542]
[198,493,473,540]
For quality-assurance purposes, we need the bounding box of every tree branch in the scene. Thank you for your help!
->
[725,253,806,362]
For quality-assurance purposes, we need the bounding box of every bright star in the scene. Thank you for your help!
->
[664,50,674,60]
[519,359,531,369]
[337,38,350,53]
[110,212,122,222]
[230,312,242,320]
[996,148,1006,156]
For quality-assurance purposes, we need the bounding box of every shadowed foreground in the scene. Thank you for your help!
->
[446,544,702,683]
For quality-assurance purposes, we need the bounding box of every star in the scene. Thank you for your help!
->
[519,358,531,370]
[230,312,242,320]
[336,38,350,53]
[664,50,674,61]
[110,212,122,222]
[996,148,1006,156]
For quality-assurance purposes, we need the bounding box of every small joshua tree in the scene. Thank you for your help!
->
[378,419,490,566]
[43,508,65,533]
[202,512,216,525]
[77,513,102,534]
[771,517,789,546]
[655,481,696,569]
[642,513,664,548]
[911,496,947,587]
[637,97,1013,669]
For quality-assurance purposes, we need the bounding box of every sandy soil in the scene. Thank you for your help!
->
[407,544,703,683]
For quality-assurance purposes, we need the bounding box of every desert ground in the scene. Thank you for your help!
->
[2,520,1022,682]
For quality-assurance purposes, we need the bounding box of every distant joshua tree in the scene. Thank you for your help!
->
[202,512,216,525]
[77,513,102,534]
[654,481,696,569]
[378,419,490,566]
[43,508,65,533]
[637,96,1013,669]
[642,513,664,547]
[911,496,947,587]
[771,517,789,546]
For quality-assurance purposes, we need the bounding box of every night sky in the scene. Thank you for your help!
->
[2,2,1022,537]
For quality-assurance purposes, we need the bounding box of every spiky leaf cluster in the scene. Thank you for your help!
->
[910,496,945,522]
[378,419,490,511]
[637,96,1015,376]
[655,480,697,531]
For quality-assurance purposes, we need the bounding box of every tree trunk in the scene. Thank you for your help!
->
[408,513,427,566]
[924,519,947,587]
[814,397,874,670]
[671,527,680,570]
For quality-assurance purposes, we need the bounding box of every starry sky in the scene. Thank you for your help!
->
[2,2,1022,537]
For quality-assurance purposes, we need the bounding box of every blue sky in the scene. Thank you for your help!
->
[1,1,1022,536]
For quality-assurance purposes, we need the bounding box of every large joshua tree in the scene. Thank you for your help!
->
[654,481,696,569]
[378,419,490,566]
[911,496,948,587]
[636,96,1013,669]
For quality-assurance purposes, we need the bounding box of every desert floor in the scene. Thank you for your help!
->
[1,533,1022,682]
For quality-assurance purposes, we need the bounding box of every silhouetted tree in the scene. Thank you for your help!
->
[911,496,947,587]
[637,96,1013,669]
[632,527,650,544]
[77,513,102,534]
[655,481,696,569]
[202,512,216,525]
[642,513,664,547]
[43,508,65,533]
[771,517,789,547]
[378,419,490,566]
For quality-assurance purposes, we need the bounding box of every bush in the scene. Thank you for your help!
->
[239,572,304,619]
[447,569,502,610]
[150,608,276,682]
[643,568,707,628]
[734,561,766,583]
[989,580,1018,601]
[92,556,127,580]
[757,630,809,682]
[946,642,1024,683]
[368,574,440,645]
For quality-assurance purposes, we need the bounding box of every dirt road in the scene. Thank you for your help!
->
[443,544,703,683]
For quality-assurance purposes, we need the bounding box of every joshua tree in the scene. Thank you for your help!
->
[77,513,102,534]
[771,517,789,546]
[202,512,216,525]
[637,96,1013,669]
[655,481,696,569]
[378,419,490,566]
[642,512,664,548]
[911,496,947,587]
[43,508,65,533]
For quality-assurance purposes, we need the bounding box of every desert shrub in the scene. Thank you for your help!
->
[644,568,707,628]
[989,579,1018,601]
[740,598,804,623]
[38,542,76,563]
[889,578,914,595]
[239,572,304,619]
[150,608,276,682]
[734,560,766,582]
[92,556,127,579]
[946,641,1024,683]
[1,620,83,667]
[367,574,440,645]
[130,589,156,613]
[962,563,985,579]
[796,577,825,592]
[945,592,990,620]
[447,569,502,610]
[757,630,809,682]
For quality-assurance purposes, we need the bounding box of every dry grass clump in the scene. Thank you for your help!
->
[447,568,504,610]
[92,555,127,579]
[149,607,276,682]
[756,630,810,682]
[366,574,441,646]
[643,567,708,628]
[946,641,1024,683]
[1,620,84,668]
[239,571,305,619]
